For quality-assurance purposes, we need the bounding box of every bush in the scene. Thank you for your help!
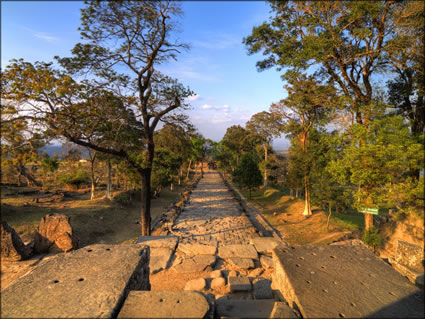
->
[57,168,90,188]
[362,226,382,251]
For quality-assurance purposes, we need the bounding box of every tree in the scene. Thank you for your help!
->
[2,1,193,236]
[40,155,60,188]
[221,125,252,170]
[328,115,424,229]
[271,74,337,216]
[233,153,263,199]
[244,1,405,125]
[246,111,281,186]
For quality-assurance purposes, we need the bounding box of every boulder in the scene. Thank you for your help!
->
[34,214,78,254]
[1,222,28,261]
[184,278,207,291]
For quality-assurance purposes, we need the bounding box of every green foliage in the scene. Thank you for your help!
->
[58,168,90,187]
[362,226,382,251]
[40,156,60,173]
[232,153,263,198]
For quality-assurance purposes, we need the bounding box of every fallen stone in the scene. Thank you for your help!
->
[1,221,28,261]
[173,255,216,273]
[270,302,298,318]
[228,257,254,269]
[211,277,226,289]
[250,237,283,255]
[272,245,424,318]
[136,236,178,250]
[249,268,264,277]
[228,270,238,277]
[395,240,424,272]
[216,299,276,318]
[184,278,207,291]
[260,255,274,269]
[118,291,209,318]
[229,276,251,292]
[34,214,78,253]
[253,278,273,299]
[1,244,150,318]
[177,243,217,256]
[210,269,222,278]
[150,248,173,274]
[218,244,258,259]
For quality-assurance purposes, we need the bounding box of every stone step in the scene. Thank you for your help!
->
[216,299,296,319]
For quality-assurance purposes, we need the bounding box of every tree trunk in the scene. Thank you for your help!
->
[200,161,204,177]
[170,183,174,191]
[106,160,112,200]
[17,166,41,187]
[186,159,192,181]
[365,213,374,231]
[178,167,183,185]
[295,188,299,198]
[263,143,268,187]
[90,154,96,200]
[302,174,312,216]
[326,204,332,232]
[140,169,152,236]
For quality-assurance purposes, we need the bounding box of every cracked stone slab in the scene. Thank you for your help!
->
[1,244,150,318]
[273,245,424,318]
[150,248,173,274]
[218,244,258,259]
[229,276,251,292]
[177,243,217,256]
[136,236,178,250]
[216,299,277,318]
[250,237,284,255]
[227,257,254,269]
[260,255,274,269]
[173,255,216,273]
[118,291,209,318]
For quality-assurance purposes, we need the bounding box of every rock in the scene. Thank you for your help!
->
[173,255,216,273]
[228,270,238,277]
[177,243,217,256]
[216,299,277,319]
[136,236,178,250]
[118,291,210,318]
[249,268,264,277]
[184,278,207,291]
[260,255,274,269]
[210,269,222,278]
[1,244,150,318]
[1,221,28,261]
[228,257,254,269]
[211,277,226,289]
[270,302,298,318]
[150,248,174,274]
[250,237,283,255]
[229,276,251,292]
[34,214,78,253]
[218,244,258,259]
[272,245,424,318]
[253,278,273,299]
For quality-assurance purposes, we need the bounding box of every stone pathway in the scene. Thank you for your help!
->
[171,171,258,246]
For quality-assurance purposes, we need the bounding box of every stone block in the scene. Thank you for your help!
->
[250,237,283,255]
[173,255,216,273]
[228,257,254,269]
[184,278,207,291]
[177,243,217,256]
[1,221,28,261]
[395,240,424,272]
[211,277,226,289]
[118,291,209,318]
[136,235,178,250]
[218,244,258,259]
[272,245,424,318]
[150,248,173,274]
[216,299,277,318]
[229,276,251,292]
[249,268,264,277]
[1,244,150,318]
[260,255,273,269]
[210,269,222,278]
[270,302,298,318]
[253,278,273,299]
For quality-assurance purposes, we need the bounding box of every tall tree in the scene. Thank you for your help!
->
[2,1,193,236]
[246,111,281,186]
[233,153,263,199]
[271,74,336,216]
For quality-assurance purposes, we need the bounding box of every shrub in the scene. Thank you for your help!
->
[57,168,90,188]
[362,226,382,251]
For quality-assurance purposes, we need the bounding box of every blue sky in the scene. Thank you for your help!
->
[1,1,290,149]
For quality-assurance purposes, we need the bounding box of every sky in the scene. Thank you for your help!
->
[1,1,291,149]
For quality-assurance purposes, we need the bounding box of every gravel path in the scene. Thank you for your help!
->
[171,171,258,246]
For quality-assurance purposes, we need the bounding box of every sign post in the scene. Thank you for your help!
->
[359,208,389,230]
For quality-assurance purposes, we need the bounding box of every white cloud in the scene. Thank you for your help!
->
[200,104,213,110]
[199,104,230,112]
[22,27,59,43]
[193,32,240,50]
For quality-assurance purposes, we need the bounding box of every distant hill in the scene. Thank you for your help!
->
[41,145,90,159]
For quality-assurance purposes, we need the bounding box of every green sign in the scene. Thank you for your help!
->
[359,207,389,215]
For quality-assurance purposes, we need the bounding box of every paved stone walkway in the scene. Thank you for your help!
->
[171,171,258,246]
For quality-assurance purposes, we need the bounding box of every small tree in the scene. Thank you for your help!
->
[233,153,263,199]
